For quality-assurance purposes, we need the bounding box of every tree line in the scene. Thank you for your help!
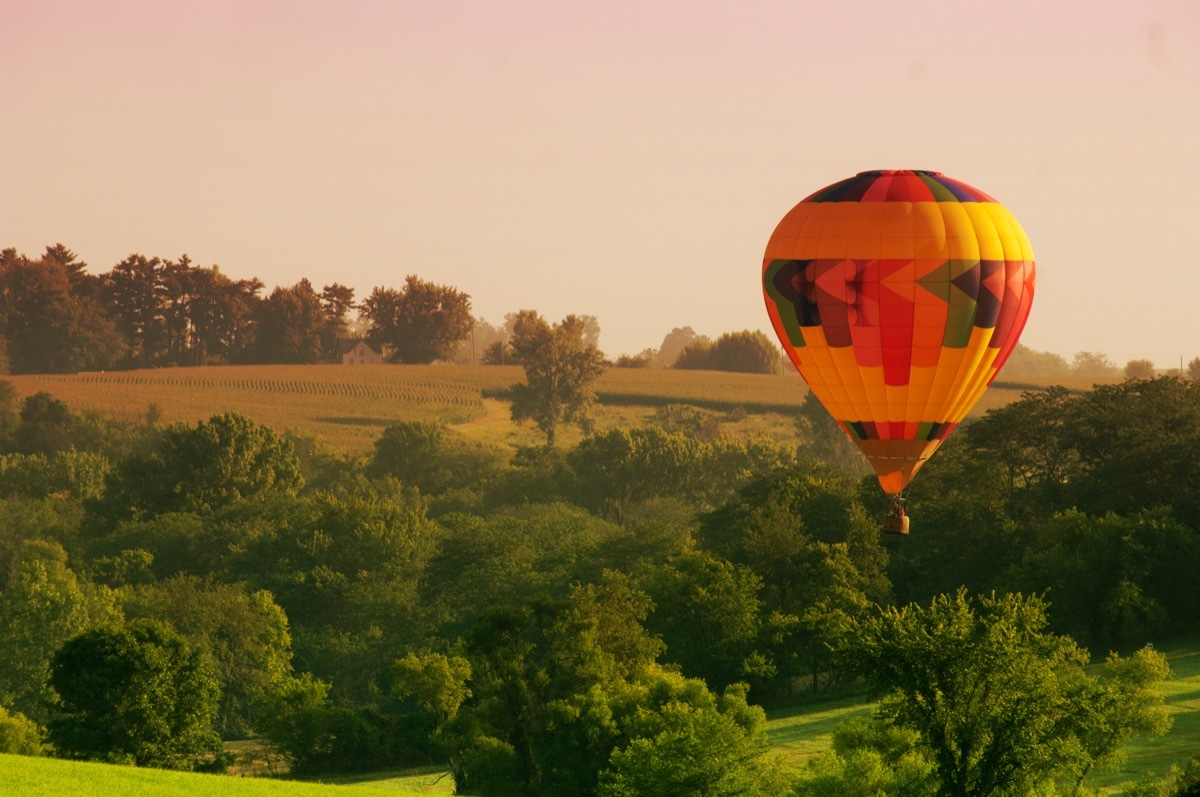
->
[1,244,789,377]
[5,372,1200,793]
[0,245,472,373]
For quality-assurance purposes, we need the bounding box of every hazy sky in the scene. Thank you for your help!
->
[3,0,1198,365]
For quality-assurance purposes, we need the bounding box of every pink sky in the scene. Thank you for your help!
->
[3,0,1198,366]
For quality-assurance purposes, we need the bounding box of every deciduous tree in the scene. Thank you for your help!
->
[508,312,605,446]
[250,280,327,363]
[673,330,781,374]
[0,249,122,373]
[48,619,222,769]
[103,412,302,518]
[361,276,473,363]
[1125,359,1156,380]
[0,541,116,723]
[122,576,297,738]
[846,590,1170,797]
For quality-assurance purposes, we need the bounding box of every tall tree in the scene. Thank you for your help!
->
[653,326,704,369]
[122,577,297,738]
[103,254,168,367]
[47,619,222,769]
[0,249,122,373]
[846,590,1170,797]
[320,283,356,339]
[188,266,261,364]
[360,276,473,363]
[0,541,116,723]
[101,412,303,518]
[509,312,605,446]
[250,280,326,363]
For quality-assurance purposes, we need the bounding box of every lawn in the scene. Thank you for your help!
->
[0,754,451,797]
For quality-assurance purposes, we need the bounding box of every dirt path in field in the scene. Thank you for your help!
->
[450,397,509,432]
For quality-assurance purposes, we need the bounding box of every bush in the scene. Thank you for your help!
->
[0,705,44,755]
[256,675,437,775]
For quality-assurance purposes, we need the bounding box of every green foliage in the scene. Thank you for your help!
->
[613,351,653,368]
[121,577,297,739]
[1066,377,1200,525]
[566,427,707,519]
[422,503,619,634]
[564,427,797,522]
[48,619,222,770]
[0,248,123,374]
[700,464,891,609]
[361,276,474,364]
[1009,509,1200,646]
[102,412,302,518]
[438,578,787,797]
[509,312,606,446]
[255,672,436,774]
[1073,351,1120,377]
[597,684,792,797]
[0,379,17,446]
[393,652,472,721]
[225,487,439,704]
[652,402,722,440]
[653,326,704,368]
[795,391,871,477]
[1000,343,1071,379]
[0,541,116,723]
[368,420,505,496]
[673,330,781,374]
[1123,756,1200,797]
[0,705,45,756]
[846,590,1171,797]
[796,716,937,797]
[0,450,110,502]
[641,551,764,692]
[257,673,435,776]
[0,497,86,590]
[15,392,77,455]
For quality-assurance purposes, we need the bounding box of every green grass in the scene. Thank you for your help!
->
[766,690,876,769]
[0,754,453,796]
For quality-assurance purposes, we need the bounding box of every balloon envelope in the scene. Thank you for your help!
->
[762,170,1035,494]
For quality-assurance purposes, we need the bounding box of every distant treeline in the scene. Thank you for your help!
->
[0,245,472,374]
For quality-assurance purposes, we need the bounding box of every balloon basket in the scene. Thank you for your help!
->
[882,495,910,535]
[882,513,910,535]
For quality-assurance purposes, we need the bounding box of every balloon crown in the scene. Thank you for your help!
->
[857,169,944,177]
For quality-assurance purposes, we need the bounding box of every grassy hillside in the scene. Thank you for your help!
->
[0,754,452,796]
[3,364,1112,453]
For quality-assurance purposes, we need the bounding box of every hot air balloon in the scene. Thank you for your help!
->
[762,170,1035,534]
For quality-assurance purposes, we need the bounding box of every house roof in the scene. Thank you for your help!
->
[335,338,380,357]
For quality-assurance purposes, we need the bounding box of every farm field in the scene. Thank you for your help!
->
[2,364,1112,453]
